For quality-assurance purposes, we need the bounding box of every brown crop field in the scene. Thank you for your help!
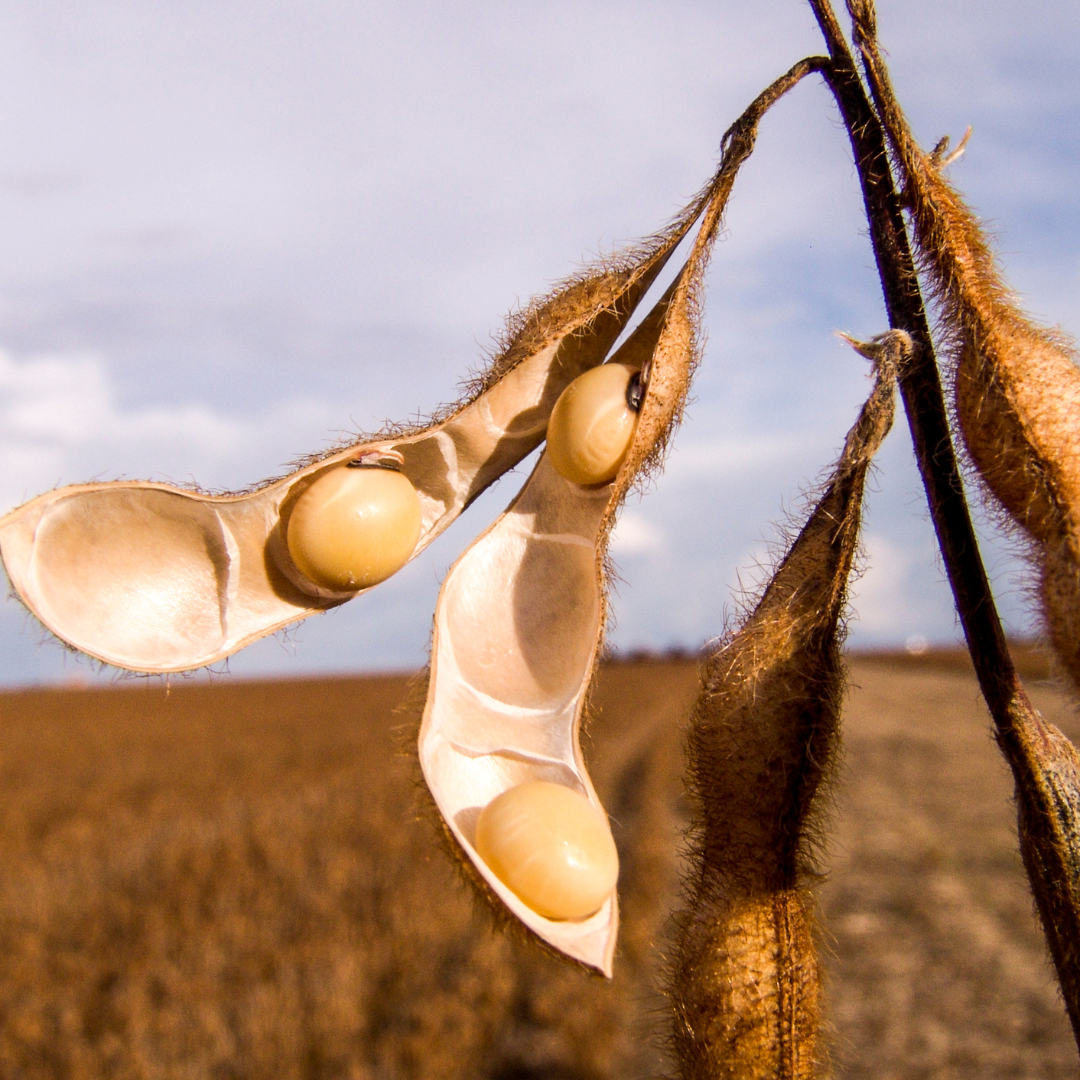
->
[0,653,1076,1079]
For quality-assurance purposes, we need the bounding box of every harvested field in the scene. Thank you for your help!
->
[0,654,1075,1078]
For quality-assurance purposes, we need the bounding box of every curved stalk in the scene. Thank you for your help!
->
[807,0,1080,1046]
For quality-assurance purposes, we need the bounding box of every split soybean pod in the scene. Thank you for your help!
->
[0,196,701,675]
[418,63,816,974]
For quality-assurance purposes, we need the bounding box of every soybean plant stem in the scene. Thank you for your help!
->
[806,0,1017,704]
[807,0,1080,1046]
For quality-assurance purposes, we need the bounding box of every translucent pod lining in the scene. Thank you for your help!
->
[419,454,617,973]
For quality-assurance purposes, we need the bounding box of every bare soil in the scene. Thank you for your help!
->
[0,655,1074,1078]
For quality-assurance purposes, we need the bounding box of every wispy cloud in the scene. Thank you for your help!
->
[0,1,1073,684]
[609,512,664,556]
[0,348,336,513]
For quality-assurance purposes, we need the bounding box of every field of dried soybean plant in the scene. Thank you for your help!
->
[0,649,1073,1080]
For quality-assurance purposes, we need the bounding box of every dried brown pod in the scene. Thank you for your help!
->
[0,210,707,674]
[669,332,901,1078]
[418,58,821,974]
[1003,693,1080,1046]
[843,0,1080,686]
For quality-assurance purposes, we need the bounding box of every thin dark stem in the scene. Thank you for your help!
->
[806,0,1029,741]
[807,0,1080,1045]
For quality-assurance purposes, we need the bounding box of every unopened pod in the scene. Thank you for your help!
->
[847,2,1080,1042]
[670,334,899,1078]
[0,195,719,674]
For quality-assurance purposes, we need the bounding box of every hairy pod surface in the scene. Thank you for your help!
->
[817,3,1080,1043]
[845,0,1080,686]
[0,205,711,674]
[670,337,898,1078]
[1003,703,1080,1045]
[419,60,821,974]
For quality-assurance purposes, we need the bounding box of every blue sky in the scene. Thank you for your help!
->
[0,0,1077,686]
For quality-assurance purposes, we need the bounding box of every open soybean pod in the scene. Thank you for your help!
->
[0,205,712,675]
[669,334,900,1079]
[418,286,680,975]
[419,59,819,975]
[844,0,1080,689]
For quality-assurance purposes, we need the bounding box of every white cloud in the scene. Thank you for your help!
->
[609,512,664,555]
[670,433,818,481]
[849,532,921,637]
[0,347,336,515]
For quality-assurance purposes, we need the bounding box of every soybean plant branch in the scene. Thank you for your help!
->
[808,0,1080,1045]
[807,0,1027,731]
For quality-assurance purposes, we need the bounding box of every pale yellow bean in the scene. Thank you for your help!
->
[475,780,619,920]
[286,466,422,591]
[546,364,639,486]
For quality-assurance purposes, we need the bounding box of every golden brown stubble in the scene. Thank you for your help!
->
[670,334,901,1079]
[844,0,1080,688]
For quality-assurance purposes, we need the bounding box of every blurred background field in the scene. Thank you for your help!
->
[0,651,1076,1079]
